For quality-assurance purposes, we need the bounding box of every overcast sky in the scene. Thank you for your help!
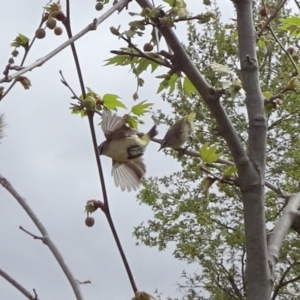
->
[0,1,232,299]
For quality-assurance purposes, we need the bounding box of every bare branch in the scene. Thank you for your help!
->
[257,0,288,37]
[268,193,300,280]
[261,0,298,74]
[0,268,38,300]
[272,262,300,300]
[63,0,86,98]
[110,49,171,68]
[19,226,43,240]
[0,174,84,300]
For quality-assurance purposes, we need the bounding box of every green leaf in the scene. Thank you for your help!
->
[11,33,30,48]
[127,115,139,129]
[200,142,222,163]
[79,87,98,102]
[183,77,199,97]
[223,166,237,179]
[71,107,86,117]
[280,16,300,26]
[279,17,300,36]
[103,94,126,110]
[156,73,179,94]
[163,0,186,8]
[122,29,144,38]
[104,55,132,66]
[257,37,266,50]
[131,100,153,116]
[135,58,153,75]
[263,91,273,100]
[168,73,178,94]
[156,80,168,93]
[264,102,273,115]
[149,60,160,73]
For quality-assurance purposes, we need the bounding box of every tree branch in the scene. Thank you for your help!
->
[0,174,84,300]
[257,0,288,37]
[63,0,86,97]
[267,193,300,279]
[151,137,286,196]
[110,49,170,68]
[0,267,38,300]
[272,261,300,300]
[0,0,129,84]
[261,0,298,74]
[1,8,47,101]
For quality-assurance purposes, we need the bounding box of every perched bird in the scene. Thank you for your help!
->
[158,112,196,151]
[98,110,158,191]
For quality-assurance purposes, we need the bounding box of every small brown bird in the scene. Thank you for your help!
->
[158,112,196,151]
[98,110,158,191]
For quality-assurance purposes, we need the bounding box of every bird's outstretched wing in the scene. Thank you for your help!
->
[112,158,146,191]
[102,110,136,140]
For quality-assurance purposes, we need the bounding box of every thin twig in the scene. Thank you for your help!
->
[173,15,201,23]
[0,268,38,300]
[261,0,298,74]
[272,262,300,300]
[60,71,82,102]
[64,0,86,97]
[0,10,46,101]
[294,0,300,10]
[257,0,288,37]
[19,226,43,240]
[110,49,170,68]
[0,174,84,300]
[86,112,138,294]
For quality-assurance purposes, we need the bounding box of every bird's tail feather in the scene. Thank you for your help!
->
[147,124,158,139]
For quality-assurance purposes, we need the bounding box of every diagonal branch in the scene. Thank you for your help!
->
[261,0,298,74]
[257,0,288,37]
[272,261,300,300]
[267,193,300,279]
[0,0,129,84]
[64,0,86,97]
[0,174,84,300]
[0,267,38,300]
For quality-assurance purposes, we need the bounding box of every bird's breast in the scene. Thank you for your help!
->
[103,137,138,162]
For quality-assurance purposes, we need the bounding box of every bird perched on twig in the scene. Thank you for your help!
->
[98,110,158,191]
[158,112,196,151]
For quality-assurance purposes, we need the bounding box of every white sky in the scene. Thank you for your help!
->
[0,1,233,299]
